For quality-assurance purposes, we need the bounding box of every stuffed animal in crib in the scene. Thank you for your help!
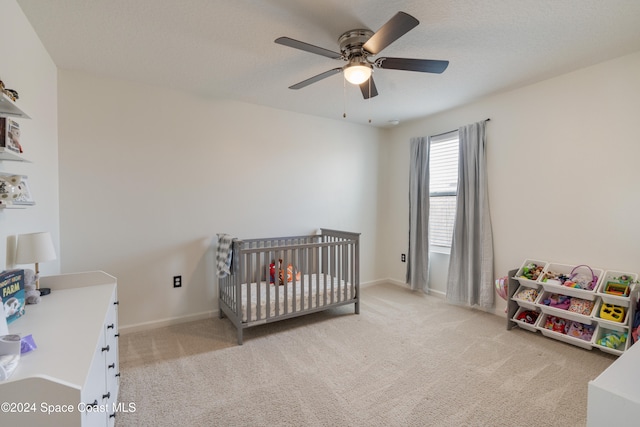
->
[270,259,301,285]
[23,269,41,305]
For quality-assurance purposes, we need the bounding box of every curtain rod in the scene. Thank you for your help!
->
[430,118,491,139]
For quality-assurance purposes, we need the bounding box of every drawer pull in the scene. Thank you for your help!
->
[108,363,115,369]
[114,301,119,305]
[110,413,116,419]
[115,373,121,378]
[102,345,110,352]
[87,400,98,408]
[107,323,115,329]
[102,392,111,400]
[115,333,120,338]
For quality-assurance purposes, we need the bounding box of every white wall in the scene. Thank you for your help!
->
[381,51,640,315]
[0,0,60,275]
[8,0,640,329]
[58,70,383,330]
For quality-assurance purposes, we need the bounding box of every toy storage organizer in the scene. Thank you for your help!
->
[506,260,638,356]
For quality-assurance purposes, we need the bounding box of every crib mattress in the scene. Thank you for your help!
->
[240,273,355,322]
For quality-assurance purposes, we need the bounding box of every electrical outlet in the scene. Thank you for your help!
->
[173,275,182,288]
[401,254,406,262]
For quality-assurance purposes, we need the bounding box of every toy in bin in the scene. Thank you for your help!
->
[515,287,539,302]
[542,265,598,290]
[604,281,630,297]
[567,321,595,341]
[543,315,569,334]
[600,303,625,323]
[597,331,627,350]
[516,310,539,325]
[519,263,544,281]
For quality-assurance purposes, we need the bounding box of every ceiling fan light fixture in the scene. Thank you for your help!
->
[276,12,448,100]
[343,62,372,85]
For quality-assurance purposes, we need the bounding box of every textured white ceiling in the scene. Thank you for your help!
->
[16,0,640,127]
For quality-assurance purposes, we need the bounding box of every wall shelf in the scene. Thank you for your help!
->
[1,95,33,209]
[0,147,30,162]
[0,92,30,119]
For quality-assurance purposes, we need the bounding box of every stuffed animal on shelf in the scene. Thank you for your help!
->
[23,269,41,305]
[0,175,24,205]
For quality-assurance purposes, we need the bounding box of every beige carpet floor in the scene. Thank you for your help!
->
[116,283,616,427]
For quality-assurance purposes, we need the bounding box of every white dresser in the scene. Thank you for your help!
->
[587,337,640,426]
[0,271,119,427]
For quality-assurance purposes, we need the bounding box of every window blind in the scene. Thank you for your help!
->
[429,131,459,247]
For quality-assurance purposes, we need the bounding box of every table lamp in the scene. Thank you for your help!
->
[15,231,57,296]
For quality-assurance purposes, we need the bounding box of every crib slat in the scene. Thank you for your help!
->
[342,243,347,301]
[287,249,294,313]
[292,248,297,313]
[266,250,271,320]
[325,242,330,306]
[245,252,251,323]
[331,242,335,304]
[337,242,341,301]
[348,243,353,300]
[255,251,261,321]
[275,249,280,318]
[337,243,342,302]
[307,246,312,310]
[283,249,289,315]
[316,244,321,308]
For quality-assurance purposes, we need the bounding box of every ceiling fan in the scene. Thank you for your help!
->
[275,11,449,99]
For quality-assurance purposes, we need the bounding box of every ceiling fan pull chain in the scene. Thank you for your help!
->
[368,78,372,123]
[343,76,347,118]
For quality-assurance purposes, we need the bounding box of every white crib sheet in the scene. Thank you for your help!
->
[240,273,354,322]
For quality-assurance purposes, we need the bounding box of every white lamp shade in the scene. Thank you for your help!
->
[15,232,57,264]
[343,63,372,85]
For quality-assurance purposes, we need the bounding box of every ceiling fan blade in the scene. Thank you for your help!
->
[376,57,449,74]
[362,11,419,55]
[289,68,342,89]
[275,37,342,59]
[359,77,378,99]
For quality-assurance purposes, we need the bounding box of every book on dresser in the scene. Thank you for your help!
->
[1,269,25,325]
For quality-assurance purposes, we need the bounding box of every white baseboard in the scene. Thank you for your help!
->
[120,280,385,334]
[373,278,446,298]
[119,310,217,335]
[368,279,507,319]
[359,278,391,288]
[119,280,505,334]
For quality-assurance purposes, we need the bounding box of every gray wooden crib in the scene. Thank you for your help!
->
[218,229,360,344]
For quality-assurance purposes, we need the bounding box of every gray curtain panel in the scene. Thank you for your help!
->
[406,137,430,291]
[446,121,494,308]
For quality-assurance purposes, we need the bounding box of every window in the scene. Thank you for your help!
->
[429,131,459,248]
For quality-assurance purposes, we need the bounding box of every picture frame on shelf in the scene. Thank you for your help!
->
[12,175,35,205]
